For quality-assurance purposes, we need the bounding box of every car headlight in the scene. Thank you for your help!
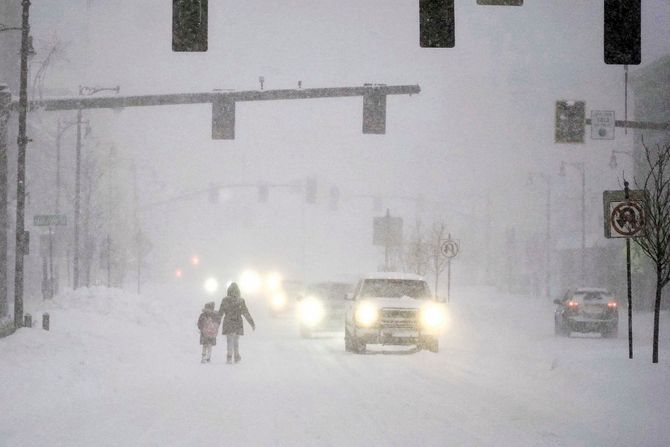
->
[299,298,325,327]
[355,302,379,327]
[420,303,446,329]
[203,277,219,295]
[265,272,282,292]
[271,292,287,310]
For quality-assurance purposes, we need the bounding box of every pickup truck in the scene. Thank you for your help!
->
[344,272,445,353]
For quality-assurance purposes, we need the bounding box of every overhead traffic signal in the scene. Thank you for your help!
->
[555,100,585,143]
[419,0,455,48]
[212,97,236,140]
[362,90,386,134]
[604,0,641,65]
[172,0,208,52]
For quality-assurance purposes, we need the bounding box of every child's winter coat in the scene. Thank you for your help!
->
[197,303,221,345]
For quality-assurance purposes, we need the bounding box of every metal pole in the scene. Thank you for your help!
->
[14,0,31,328]
[0,85,10,318]
[54,119,61,294]
[73,108,82,289]
[580,165,586,285]
[48,225,53,298]
[546,177,552,297]
[447,259,451,303]
[624,180,633,359]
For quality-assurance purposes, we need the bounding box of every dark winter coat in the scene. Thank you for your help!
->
[218,289,255,336]
[197,309,221,345]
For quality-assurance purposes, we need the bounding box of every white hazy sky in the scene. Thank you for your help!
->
[24,0,670,281]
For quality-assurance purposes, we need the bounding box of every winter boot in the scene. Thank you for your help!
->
[234,354,241,363]
[226,356,232,364]
[201,357,207,364]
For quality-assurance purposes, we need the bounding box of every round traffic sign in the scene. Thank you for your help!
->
[610,201,645,237]
[441,239,459,258]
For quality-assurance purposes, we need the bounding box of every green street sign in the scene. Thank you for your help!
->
[33,214,67,226]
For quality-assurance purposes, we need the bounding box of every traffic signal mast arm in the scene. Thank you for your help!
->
[585,118,669,131]
[15,85,420,112]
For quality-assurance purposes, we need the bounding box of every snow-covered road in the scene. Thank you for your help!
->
[1,285,668,446]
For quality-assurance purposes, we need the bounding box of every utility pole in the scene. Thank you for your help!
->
[0,85,10,318]
[13,0,30,327]
[73,107,82,289]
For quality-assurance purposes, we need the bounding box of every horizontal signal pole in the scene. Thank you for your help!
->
[13,84,420,139]
[585,118,669,131]
[14,85,421,113]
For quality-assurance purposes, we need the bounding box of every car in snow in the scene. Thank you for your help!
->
[553,287,619,338]
[297,281,354,338]
[344,272,445,353]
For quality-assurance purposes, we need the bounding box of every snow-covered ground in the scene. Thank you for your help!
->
[1,284,668,446]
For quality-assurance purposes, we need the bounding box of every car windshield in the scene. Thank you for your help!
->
[359,279,431,299]
[572,291,612,303]
[308,283,352,300]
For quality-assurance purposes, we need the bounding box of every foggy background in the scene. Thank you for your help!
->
[6,0,670,296]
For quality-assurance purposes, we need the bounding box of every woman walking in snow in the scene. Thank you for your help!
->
[218,282,255,364]
[197,301,221,363]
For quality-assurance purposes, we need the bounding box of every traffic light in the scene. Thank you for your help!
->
[555,100,585,143]
[419,0,455,48]
[305,177,317,204]
[362,91,386,134]
[329,186,340,211]
[208,184,219,203]
[604,0,641,65]
[258,184,269,203]
[212,97,236,140]
[172,0,208,52]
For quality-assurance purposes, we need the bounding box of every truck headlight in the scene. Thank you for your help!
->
[299,297,325,327]
[271,292,287,310]
[355,302,379,327]
[421,303,446,329]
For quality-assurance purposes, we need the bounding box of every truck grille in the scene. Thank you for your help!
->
[380,308,418,329]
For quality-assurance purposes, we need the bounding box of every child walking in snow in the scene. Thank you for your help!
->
[197,301,221,363]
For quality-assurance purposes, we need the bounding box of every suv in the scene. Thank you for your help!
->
[297,282,353,338]
[344,273,445,353]
[554,288,619,338]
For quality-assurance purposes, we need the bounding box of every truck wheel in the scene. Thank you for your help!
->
[555,319,568,337]
[352,333,366,354]
[345,327,353,352]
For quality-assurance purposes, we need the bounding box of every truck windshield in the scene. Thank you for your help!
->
[359,279,431,299]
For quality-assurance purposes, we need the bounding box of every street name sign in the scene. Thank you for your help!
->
[33,214,67,226]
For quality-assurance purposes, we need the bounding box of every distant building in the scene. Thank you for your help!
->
[0,1,21,94]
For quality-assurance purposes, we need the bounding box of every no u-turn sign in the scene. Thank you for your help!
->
[603,190,647,238]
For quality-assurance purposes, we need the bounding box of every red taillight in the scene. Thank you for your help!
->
[608,302,617,308]
[567,300,579,308]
